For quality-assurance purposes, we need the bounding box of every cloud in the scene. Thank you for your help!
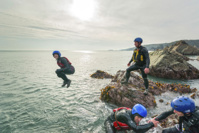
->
[0,0,199,50]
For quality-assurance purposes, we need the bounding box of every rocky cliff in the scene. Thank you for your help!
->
[149,48,199,79]
[167,40,199,55]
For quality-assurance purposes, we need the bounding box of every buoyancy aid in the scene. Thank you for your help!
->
[132,47,144,62]
[113,107,132,130]
[181,108,199,133]
[57,57,72,68]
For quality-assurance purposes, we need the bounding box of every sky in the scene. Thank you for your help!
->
[0,0,199,50]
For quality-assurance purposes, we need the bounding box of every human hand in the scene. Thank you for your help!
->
[150,118,159,127]
[144,68,150,74]
[147,119,152,123]
[127,63,131,67]
[147,117,157,123]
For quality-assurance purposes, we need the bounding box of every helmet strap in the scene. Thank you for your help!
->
[184,112,191,117]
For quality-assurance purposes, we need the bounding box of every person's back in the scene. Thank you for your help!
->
[57,57,73,71]
[115,108,132,124]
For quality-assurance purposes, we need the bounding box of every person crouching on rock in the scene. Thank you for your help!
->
[121,37,150,95]
[152,96,199,133]
[104,104,159,133]
[52,50,75,88]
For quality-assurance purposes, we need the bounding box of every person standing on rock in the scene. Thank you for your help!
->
[52,50,75,88]
[121,37,150,95]
[152,96,199,133]
[104,104,159,133]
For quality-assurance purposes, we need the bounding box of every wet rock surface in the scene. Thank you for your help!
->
[90,70,114,79]
[149,47,199,80]
[190,91,199,99]
[98,70,199,130]
[159,99,164,103]
[100,70,195,108]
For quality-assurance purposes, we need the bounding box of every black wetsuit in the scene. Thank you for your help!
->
[104,109,154,133]
[125,46,150,89]
[56,57,75,82]
[155,107,199,133]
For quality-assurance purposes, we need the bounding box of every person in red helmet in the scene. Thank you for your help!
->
[152,96,199,133]
[121,37,150,95]
[104,104,159,133]
[52,50,75,88]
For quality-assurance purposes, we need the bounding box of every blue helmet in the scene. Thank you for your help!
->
[52,50,61,57]
[134,37,143,43]
[171,96,195,113]
[132,104,147,118]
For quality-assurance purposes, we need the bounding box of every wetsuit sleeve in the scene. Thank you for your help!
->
[126,117,154,133]
[129,52,134,64]
[155,109,174,121]
[129,59,133,64]
[60,58,70,71]
[142,48,150,68]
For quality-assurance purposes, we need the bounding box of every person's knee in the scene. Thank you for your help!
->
[55,71,63,77]
[126,68,131,73]
[55,69,59,74]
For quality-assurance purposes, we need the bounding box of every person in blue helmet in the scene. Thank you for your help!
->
[104,104,159,133]
[121,37,150,95]
[152,96,199,133]
[52,50,75,87]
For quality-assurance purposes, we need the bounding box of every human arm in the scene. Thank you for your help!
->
[128,59,133,66]
[142,48,150,68]
[60,57,70,71]
[126,117,155,133]
[155,109,174,121]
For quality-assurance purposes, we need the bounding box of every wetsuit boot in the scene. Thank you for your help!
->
[121,73,129,84]
[66,79,71,88]
[144,89,148,95]
[61,74,69,87]
[62,80,68,87]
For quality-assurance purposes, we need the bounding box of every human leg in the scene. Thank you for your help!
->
[121,65,139,84]
[140,67,149,95]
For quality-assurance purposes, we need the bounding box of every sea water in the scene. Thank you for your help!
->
[0,50,199,133]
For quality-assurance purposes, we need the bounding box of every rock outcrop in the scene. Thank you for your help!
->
[100,70,194,108]
[90,70,114,79]
[190,91,199,99]
[168,40,199,55]
[149,48,199,79]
